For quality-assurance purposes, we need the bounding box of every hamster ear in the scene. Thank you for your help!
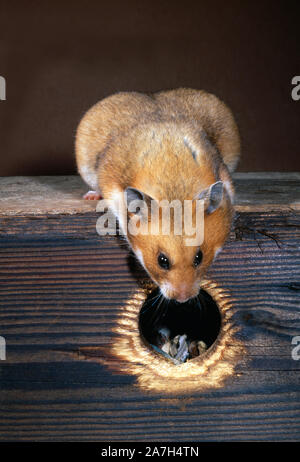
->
[197,181,224,214]
[124,187,153,215]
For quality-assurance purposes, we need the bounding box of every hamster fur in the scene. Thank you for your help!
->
[76,88,240,303]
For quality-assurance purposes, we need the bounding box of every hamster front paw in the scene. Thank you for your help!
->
[83,190,103,200]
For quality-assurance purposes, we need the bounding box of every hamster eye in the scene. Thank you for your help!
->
[157,253,170,270]
[193,249,203,267]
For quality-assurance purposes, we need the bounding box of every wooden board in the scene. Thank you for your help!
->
[0,174,299,441]
[0,173,299,215]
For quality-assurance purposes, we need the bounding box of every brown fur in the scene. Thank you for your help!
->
[76,88,240,302]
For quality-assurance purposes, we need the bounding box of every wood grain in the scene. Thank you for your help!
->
[0,175,299,441]
[0,173,299,215]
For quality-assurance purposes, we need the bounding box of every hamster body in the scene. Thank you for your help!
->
[76,88,240,303]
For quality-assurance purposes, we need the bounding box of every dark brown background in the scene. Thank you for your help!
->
[0,0,299,175]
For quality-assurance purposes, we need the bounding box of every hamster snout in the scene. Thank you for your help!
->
[173,283,198,303]
[160,281,201,304]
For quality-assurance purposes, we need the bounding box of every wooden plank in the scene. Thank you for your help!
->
[0,175,299,441]
[0,173,299,215]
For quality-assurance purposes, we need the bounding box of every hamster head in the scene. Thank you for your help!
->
[122,183,233,303]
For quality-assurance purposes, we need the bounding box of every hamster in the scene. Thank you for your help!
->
[75,88,240,303]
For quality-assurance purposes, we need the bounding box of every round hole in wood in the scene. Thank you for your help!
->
[80,280,245,394]
[139,288,221,364]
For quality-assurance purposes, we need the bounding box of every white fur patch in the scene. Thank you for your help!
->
[214,246,223,261]
[160,282,173,299]
[223,179,234,202]
[183,136,200,163]
[135,248,145,269]
[79,165,98,191]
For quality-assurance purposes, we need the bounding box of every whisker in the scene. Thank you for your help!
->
[146,293,162,322]
[161,298,170,320]
[147,291,161,303]
[140,291,161,315]
[150,294,165,327]
[196,295,206,319]
[151,294,161,307]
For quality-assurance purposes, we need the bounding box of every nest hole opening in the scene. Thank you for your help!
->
[139,287,221,364]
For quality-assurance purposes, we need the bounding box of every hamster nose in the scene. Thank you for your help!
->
[176,295,189,303]
[175,284,191,303]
